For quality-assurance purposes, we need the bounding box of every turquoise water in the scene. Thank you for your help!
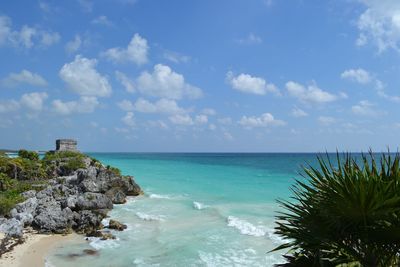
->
[46,153,321,267]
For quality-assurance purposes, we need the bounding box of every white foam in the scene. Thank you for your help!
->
[266,227,285,244]
[149,194,172,199]
[198,248,265,267]
[101,217,110,227]
[193,201,208,210]
[136,212,166,221]
[86,236,120,250]
[227,216,266,237]
[44,258,55,267]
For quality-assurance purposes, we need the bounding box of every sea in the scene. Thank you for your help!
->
[45,153,323,267]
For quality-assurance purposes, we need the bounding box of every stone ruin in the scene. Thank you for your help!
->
[56,139,78,151]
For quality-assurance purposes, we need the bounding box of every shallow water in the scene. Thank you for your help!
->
[46,153,321,267]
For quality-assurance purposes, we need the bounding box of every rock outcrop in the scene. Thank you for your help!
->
[0,155,142,238]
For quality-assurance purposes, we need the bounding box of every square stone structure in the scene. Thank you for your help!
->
[56,139,77,151]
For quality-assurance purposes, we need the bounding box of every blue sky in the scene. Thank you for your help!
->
[1,0,400,152]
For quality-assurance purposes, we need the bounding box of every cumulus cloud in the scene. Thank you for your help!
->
[291,107,308,117]
[103,33,148,65]
[115,71,135,93]
[137,64,203,99]
[318,116,337,125]
[20,92,48,111]
[356,0,400,52]
[169,114,194,126]
[351,100,380,116]
[238,113,286,128]
[91,15,113,27]
[195,114,208,124]
[226,72,279,95]
[2,70,47,87]
[59,55,112,97]
[341,68,372,84]
[286,81,338,104]
[0,15,60,49]
[236,33,262,45]
[0,99,20,113]
[65,35,82,54]
[40,31,60,46]
[201,108,216,116]
[52,96,99,115]
[121,112,135,127]
[163,50,190,64]
[117,99,135,111]
[133,98,185,114]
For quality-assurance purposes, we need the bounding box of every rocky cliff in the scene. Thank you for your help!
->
[0,152,142,240]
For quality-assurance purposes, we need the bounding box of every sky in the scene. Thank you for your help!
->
[1,0,400,152]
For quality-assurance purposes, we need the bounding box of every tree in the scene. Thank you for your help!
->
[273,153,400,267]
[18,149,39,161]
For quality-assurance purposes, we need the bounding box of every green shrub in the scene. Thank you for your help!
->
[107,165,121,176]
[64,157,86,172]
[18,149,39,161]
[0,191,24,216]
[273,153,400,267]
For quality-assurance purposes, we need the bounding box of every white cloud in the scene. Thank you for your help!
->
[0,99,19,113]
[238,113,286,128]
[286,81,338,104]
[0,15,59,49]
[133,98,185,114]
[218,117,232,125]
[91,15,113,27]
[169,114,194,126]
[291,107,308,117]
[65,35,81,54]
[52,96,99,115]
[117,99,135,111]
[59,55,112,97]
[20,92,48,111]
[40,31,60,46]
[341,68,371,84]
[137,64,203,99]
[201,108,216,116]
[121,112,135,127]
[226,71,279,95]
[236,33,262,45]
[195,114,208,124]
[223,132,234,141]
[163,50,190,63]
[318,116,337,125]
[356,0,400,52]
[103,33,148,65]
[115,71,135,93]
[2,70,47,87]
[351,100,379,116]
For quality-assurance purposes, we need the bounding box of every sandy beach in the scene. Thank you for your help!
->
[0,232,74,267]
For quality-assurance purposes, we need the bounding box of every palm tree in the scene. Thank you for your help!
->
[273,152,400,267]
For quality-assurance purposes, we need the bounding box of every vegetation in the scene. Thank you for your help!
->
[17,149,39,161]
[273,152,400,267]
[0,150,89,216]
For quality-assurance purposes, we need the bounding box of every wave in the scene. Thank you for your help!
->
[86,236,120,250]
[226,216,266,237]
[148,193,172,199]
[193,201,208,210]
[136,212,165,221]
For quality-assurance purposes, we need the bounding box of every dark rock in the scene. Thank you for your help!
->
[108,219,127,231]
[83,249,98,256]
[76,193,113,210]
[105,188,126,204]
[100,231,115,240]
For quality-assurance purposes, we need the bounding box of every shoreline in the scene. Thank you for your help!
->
[0,232,76,267]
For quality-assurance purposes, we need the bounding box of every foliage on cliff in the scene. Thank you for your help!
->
[0,150,121,216]
[274,153,400,267]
